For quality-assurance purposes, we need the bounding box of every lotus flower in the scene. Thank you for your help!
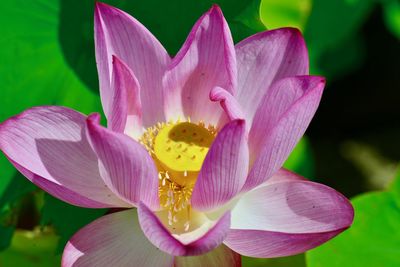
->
[0,2,354,266]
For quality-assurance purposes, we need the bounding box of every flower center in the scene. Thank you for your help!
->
[140,120,216,230]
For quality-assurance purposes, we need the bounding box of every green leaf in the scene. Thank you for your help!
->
[382,0,400,39]
[305,0,374,55]
[306,191,400,267]
[314,34,366,80]
[234,0,265,33]
[0,229,60,267]
[0,0,104,233]
[389,166,400,208]
[243,254,306,267]
[0,174,37,211]
[259,0,312,31]
[40,194,107,253]
[304,0,374,77]
[0,226,14,251]
[0,173,37,252]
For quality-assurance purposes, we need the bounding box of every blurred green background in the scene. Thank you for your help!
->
[0,0,399,266]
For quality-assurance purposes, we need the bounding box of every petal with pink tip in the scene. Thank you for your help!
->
[108,55,143,139]
[138,202,231,256]
[62,209,173,267]
[163,5,237,125]
[174,245,241,267]
[224,170,354,258]
[192,120,248,211]
[95,2,170,127]
[0,106,128,208]
[243,76,325,191]
[235,28,309,124]
[86,114,159,210]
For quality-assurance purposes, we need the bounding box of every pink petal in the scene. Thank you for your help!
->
[0,106,128,208]
[191,120,248,211]
[163,5,237,125]
[210,87,245,121]
[243,76,325,191]
[62,209,173,267]
[138,202,231,256]
[86,114,159,210]
[174,245,241,267]
[108,55,143,139]
[95,2,170,127]
[224,170,354,258]
[235,28,309,124]
[224,229,343,258]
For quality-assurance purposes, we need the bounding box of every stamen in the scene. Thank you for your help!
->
[139,119,217,229]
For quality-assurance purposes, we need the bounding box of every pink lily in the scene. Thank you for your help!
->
[0,3,354,267]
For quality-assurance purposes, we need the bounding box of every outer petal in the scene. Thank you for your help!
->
[0,106,128,208]
[95,2,170,127]
[243,76,325,191]
[138,202,231,256]
[225,229,343,258]
[163,5,237,125]
[108,55,143,139]
[235,28,309,124]
[86,114,159,210]
[174,245,241,267]
[224,170,354,258]
[62,209,173,267]
[191,120,248,211]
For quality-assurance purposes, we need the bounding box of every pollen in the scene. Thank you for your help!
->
[139,119,217,230]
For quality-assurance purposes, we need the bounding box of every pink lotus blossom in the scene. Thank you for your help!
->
[0,3,354,266]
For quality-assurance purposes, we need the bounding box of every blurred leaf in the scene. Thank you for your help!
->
[315,34,366,80]
[0,174,36,210]
[0,0,104,233]
[382,0,400,39]
[0,157,16,199]
[305,0,374,77]
[243,254,306,267]
[306,191,400,267]
[390,167,400,207]
[0,174,37,252]
[0,0,103,119]
[305,0,374,55]
[40,194,106,253]
[260,0,312,31]
[0,229,60,267]
[0,226,14,251]
[234,0,265,33]
[284,137,315,179]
